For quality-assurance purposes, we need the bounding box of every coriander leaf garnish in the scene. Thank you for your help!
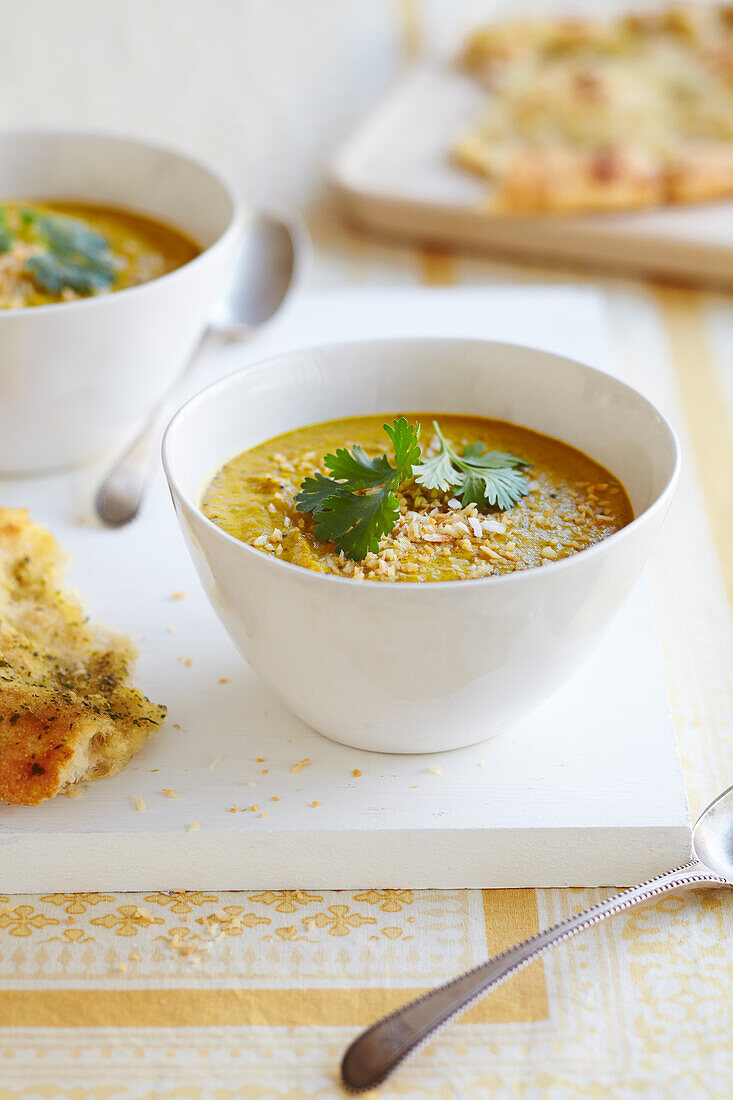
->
[22,211,118,296]
[460,465,528,511]
[412,436,455,493]
[293,470,348,516]
[24,252,116,295]
[34,213,110,259]
[294,417,529,563]
[308,483,401,563]
[415,421,529,512]
[294,417,421,561]
[0,207,13,254]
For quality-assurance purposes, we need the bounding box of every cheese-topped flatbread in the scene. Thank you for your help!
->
[455,5,733,213]
[0,510,165,805]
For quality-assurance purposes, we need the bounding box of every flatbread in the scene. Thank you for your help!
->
[455,6,733,213]
[0,509,166,805]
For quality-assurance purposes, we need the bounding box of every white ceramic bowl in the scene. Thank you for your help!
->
[163,338,679,754]
[0,129,243,472]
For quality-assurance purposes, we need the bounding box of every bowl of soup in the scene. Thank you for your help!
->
[162,338,679,754]
[0,129,243,472]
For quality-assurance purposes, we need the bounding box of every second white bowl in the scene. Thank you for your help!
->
[0,129,242,472]
[163,338,679,754]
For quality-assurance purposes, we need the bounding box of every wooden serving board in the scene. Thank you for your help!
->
[0,287,691,891]
[333,65,733,287]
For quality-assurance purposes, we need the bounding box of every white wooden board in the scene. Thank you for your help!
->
[333,65,733,287]
[0,287,691,890]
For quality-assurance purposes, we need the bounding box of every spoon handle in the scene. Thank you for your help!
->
[341,861,722,1093]
[94,401,177,527]
[95,331,217,527]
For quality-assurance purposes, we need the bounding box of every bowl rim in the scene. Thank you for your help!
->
[0,125,245,318]
[162,335,682,593]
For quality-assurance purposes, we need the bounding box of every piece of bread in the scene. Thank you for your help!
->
[455,5,733,214]
[457,145,664,215]
[0,509,166,805]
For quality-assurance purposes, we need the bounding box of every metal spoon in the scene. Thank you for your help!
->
[341,783,733,1094]
[95,211,307,527]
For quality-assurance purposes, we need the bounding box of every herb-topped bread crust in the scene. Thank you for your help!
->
[455,5,733,213]
[0,510,166,805]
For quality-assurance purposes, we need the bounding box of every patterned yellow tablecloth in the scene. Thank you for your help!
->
[1,2,731,1096]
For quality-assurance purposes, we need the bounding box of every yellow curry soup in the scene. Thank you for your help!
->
[0,201,199,308]
[201,415,634,583]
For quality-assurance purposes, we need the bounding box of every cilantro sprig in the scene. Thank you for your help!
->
[415,421,529,511]
[0,207,12,254]
[22,210,118,295]
[294,418,421,561]
[0,204,118,296]
[294,418,530,562]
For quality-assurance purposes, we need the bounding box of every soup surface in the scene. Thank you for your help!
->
[0,201,199,308]
[201,415,634,583]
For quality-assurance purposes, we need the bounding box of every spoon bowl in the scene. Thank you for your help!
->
[209,211,307,335]
[692,784,733,881]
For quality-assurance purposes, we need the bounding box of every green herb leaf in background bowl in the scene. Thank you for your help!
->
[0,207,13,254]
[22,211,118,296]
